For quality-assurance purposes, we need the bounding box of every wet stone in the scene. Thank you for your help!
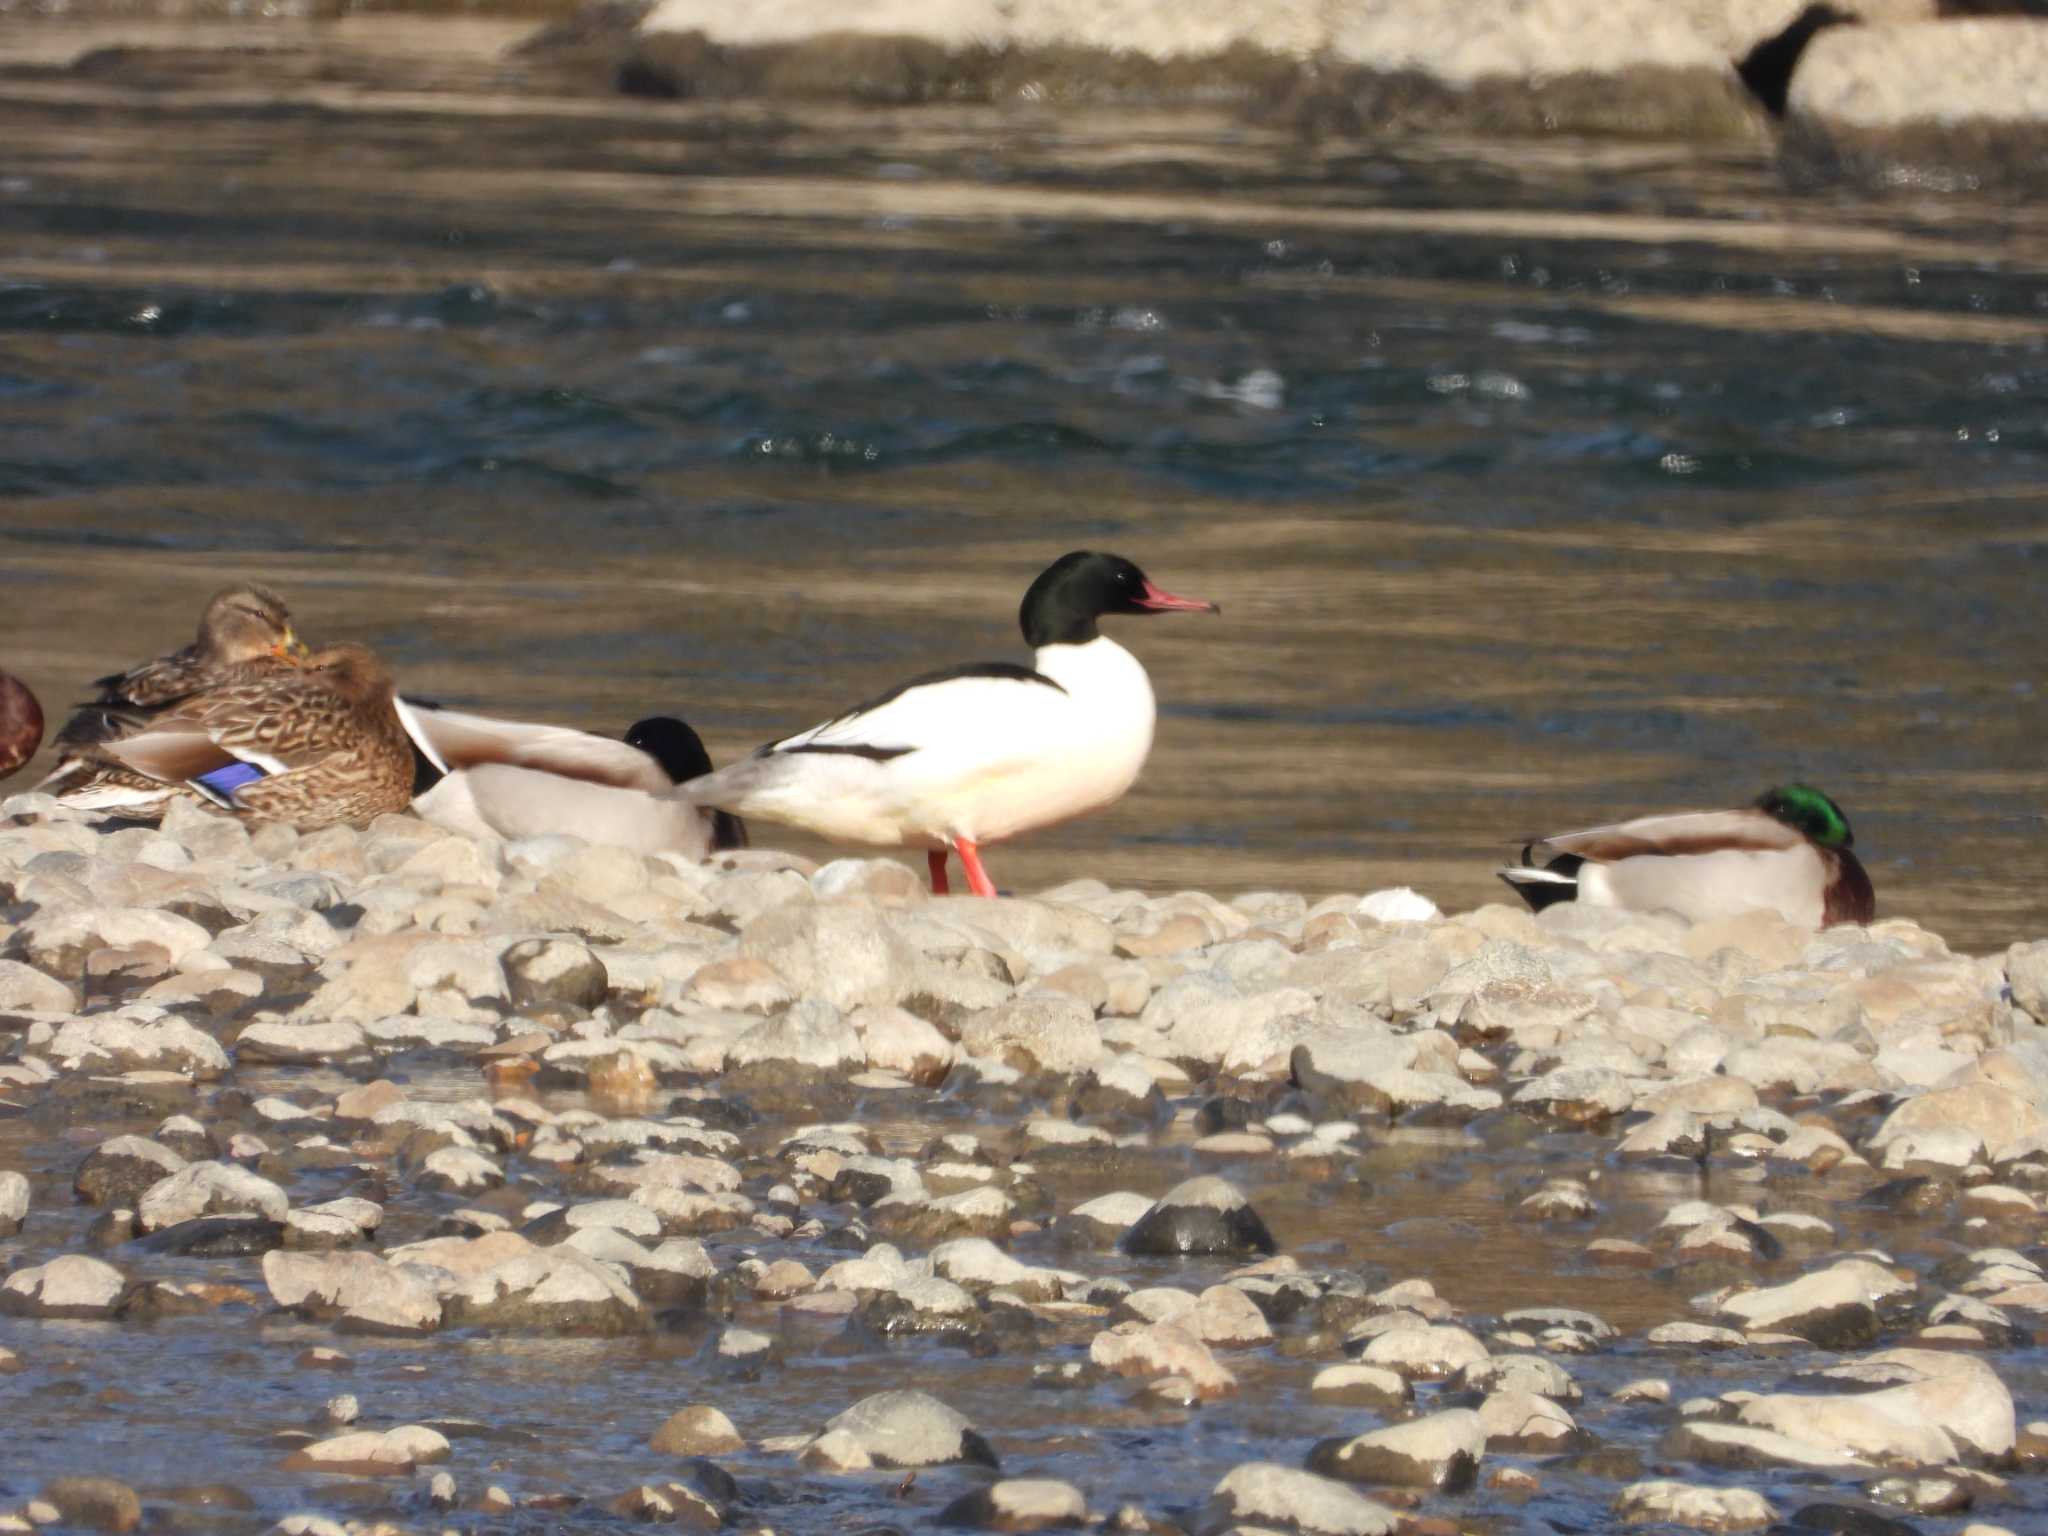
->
[650,1405,745,1456]
[135,1215,284,1257]
[819,1388,999,1470]
[937,1477,1088,1531]
[1309,1363,1412,1412]
[502,935,608,1010]
[73,1136,187,1207]
[1613,1480,1775,1530]
[283,1424,451,1473]
[1308,1407,1486,1491]
[1,1255,127,1318]
[1121,1176,1277,1257]
[1784,1504,1922,1536]
[39,1477,143,1535]
[1196,1461,1402,1535]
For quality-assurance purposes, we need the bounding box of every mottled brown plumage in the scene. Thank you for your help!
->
[41,585,310,812]
[53,585,305,750]
[0,670,43,780]
[100,643,416,831]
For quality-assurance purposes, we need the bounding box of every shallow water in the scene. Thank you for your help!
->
[6,1066,2044,1535]
[4,30,2048,949]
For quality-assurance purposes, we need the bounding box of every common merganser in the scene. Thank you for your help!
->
[1499,783,1875,928]
[679,550,1218,896]
[404,705,746,858]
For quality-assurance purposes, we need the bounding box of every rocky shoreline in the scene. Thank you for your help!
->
[5,4,2047,185]
[1,791,2045,1532]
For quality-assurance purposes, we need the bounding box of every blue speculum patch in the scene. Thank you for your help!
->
[194,760,266,796]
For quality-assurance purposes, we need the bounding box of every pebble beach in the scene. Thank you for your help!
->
[2,791,2045,1534]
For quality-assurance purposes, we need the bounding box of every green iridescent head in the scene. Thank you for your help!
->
[1756,783,1854,848]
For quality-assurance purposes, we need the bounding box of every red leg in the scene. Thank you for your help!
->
[926,849,950,894]
[954,837,997,898]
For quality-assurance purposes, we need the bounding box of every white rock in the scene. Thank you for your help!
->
[0,1171,27,1235]
[1357,887,1441,923]
[1614,1479,1775,1531]
[820,1388,992,1469]
[0,1254,126,1316]
[290,1424,450,1471]
[1198,1461,1401,1536]
[263,1250,442,1333]
[138,1161,290,1232]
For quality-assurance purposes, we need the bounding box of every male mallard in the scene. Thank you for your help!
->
[39,584,308,812]
[678,551,1218,896]
[0,670,42,780]
[88,642,415,830]
[1498,783,1875,928]
[404,704,746,858]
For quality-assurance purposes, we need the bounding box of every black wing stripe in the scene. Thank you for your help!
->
[775,742,915,762]
[825,661,1065,728]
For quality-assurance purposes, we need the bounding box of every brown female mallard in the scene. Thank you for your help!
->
[89,642,416,830]
[40,584,308,812]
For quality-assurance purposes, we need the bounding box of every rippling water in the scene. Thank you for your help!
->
[3,27,2047,949]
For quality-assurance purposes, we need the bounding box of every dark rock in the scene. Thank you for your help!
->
[1122,1176,1277,1258]
[73,1136,187,1207]
[41,1477,142,1534]
[1857,1176,1957,1219]
[133,1215,285,1258]
[1193,1096,1261,1136]
[84,1208,139,1248]
[827,1165,902,1208]
[1787,1503,1923,1535]
[502,936,609,1011]
[937,1478,1088,1530]
[1306,1408,1485,1492]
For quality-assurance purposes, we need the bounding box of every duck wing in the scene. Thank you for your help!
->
[394,700,672,794]
[768,662,1064,762]
[1529,807,1803,863]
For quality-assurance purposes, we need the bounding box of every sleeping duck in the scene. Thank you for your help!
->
[1499,783,1875,928]
[40,583,309,813]
[86,641,415,830]
[403,704,745,859]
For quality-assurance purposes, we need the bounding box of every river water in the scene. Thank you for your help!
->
[2,19,2048,1535]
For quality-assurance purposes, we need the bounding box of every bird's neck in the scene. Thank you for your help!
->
[1032,634,1152,701]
